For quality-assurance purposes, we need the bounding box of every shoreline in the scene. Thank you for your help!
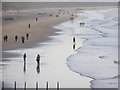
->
[2,6,117,88]
[66,8,118,88]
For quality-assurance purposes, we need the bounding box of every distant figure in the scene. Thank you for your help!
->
[4,35,8,42]
[21,36,25,43]
[73,37,76,43]
[36,18,38,21]
[29,24,31,28]
[56,15,59,17]
[70,17,74,20]
[23,53,27,73]
[15,35,18,42]
[36,54,40,65]
[23,53,27,64]
[80,22,85,26]
[26,33,29,40]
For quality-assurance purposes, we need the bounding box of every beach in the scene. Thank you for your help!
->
[1,3,118,89]
[2,7,92,88]
[2,8,72,50]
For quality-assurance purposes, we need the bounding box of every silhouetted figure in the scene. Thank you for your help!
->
[80,22,85,26]
[36,54,40,65]
[70,17,74,20]
[29,24,31,28]
[26,33,29,40]
[15,35,18,42]
[23,53,26,64]
[36,18,38,21]
[4,35,8,42]
[21,36,25,43]
[73,37,76,43]
[36,64,40,73]
[56,15,59,17]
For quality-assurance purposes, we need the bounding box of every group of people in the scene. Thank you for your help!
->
[21,33,29,43]
[23,53,40,73]
[3,35,8,42]
[23,53,41,73]
[23,53,40,65]
[28,18,38,29]
[80,22,85,26]
[3,33,29,43]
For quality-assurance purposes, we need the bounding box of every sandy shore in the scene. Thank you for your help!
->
[2,8,74,50]
[2,6,115,51]
[1,6,117,88]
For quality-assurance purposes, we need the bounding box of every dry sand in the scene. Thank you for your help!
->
[2,9,73,50]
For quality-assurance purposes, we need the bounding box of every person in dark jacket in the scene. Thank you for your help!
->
[36,54,40,65]
[15,35,18,42]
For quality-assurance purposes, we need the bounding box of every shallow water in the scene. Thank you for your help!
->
[66,8,118,88]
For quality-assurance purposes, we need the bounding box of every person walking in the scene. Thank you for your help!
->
[36,18,38,21]
[15,35,18,42]
[29,24,31,28]
[26,33,29,40]
[21,36,25,43]
[23,53,27,64]
[36,54,40,65]
[73,37,75,43]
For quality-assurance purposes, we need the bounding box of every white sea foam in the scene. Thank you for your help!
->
[63,8,118,88]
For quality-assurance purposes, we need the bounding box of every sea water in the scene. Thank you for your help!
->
[65,8,118,88]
